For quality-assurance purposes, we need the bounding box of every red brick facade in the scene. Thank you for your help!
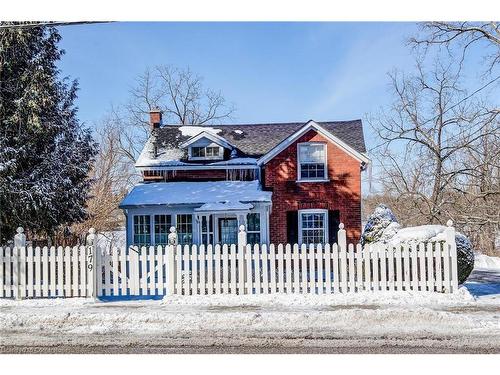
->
[142,128,362,243]
[263,129,362,244]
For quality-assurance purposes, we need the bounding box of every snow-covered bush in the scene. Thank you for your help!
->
[360,204,400,246]
[362,204,474,284]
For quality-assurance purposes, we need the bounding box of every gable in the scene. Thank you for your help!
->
[257,120,370,166]
[179,130,234,150]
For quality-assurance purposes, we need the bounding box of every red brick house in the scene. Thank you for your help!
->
[120,110,370,248]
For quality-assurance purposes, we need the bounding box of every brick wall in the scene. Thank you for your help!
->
[264,129,362,244]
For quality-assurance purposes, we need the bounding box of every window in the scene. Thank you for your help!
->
[176,214,193,245]
[205,147,220,157]
[299,210,328,245]
[190,146,222,159]
[133,215,151,246]
[246,213,261,245]
[298,143,327,180]
[201,215,214,246]
[154,215,171,245]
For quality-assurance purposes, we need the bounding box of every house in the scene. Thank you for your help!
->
[119,109,370,248]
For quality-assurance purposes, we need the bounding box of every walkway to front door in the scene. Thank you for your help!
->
[219,218,238,244]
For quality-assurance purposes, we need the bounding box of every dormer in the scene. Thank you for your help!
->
[179,131,234,161]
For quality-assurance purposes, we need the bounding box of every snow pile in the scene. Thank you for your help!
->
[162,288,476,307]
[389,225,447,244]
[474,253,500,270]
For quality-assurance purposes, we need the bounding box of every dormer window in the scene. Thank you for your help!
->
[189,145,224,160]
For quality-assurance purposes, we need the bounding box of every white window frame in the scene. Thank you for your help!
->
[246,212,261,245]
[297,142,329,182]
[188,145,224,161]
[298,209,329,245]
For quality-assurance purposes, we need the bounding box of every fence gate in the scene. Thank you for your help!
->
[96,246,172,298]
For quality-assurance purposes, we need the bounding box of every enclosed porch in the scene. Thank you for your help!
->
[119,180,272,248]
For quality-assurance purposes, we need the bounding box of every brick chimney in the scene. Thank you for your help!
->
[149,108,162,131]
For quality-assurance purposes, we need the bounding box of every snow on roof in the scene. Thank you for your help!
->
[210,157,257,165]
[135,137,188,167]
[179,126,222,137]
[120,180,272,208]
[195,201,254,212]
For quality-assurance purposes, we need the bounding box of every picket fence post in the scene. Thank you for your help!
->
[238,225,247,294]
[86,228,97,300]
[167,226,178,296]
[14,227,26,300]
[337,223,347,293]
[445,220,458,293]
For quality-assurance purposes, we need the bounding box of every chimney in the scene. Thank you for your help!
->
[149,108,162,131]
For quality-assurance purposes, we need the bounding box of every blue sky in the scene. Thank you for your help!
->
[57,22,494,157]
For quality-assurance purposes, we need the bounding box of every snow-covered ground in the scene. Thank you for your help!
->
[1,267,499,354]
[1,253,499,353]
[474,252,500,270]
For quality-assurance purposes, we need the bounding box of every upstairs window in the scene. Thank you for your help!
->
[190,146,222,160]
[298,143,327,181]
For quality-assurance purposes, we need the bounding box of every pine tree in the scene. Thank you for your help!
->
[0,23,98,242]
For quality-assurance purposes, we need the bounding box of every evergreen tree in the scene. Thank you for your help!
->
[0,23,97,242]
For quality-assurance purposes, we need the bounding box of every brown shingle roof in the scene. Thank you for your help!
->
[153,120,366,161]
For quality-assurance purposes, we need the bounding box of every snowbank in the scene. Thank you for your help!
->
[162,288,476,307]
[474,253,500,270]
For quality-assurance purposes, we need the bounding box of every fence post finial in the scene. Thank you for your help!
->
[168,226,178,246]
[86,227,96,246]
[14,227,26,248]
[444,219,458,293]
[337,222,346,248]
[238,224,247,248]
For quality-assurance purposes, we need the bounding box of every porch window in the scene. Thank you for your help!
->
[133,215,151,246]
[201,215,214,246]
[154,214,171,245]
[298,209,328,245]
[246,213,261,245]
[176,214,193,245]
[298,143,327,181]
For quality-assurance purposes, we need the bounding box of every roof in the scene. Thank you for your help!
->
[135,120,367,168]
[119,180,272,208]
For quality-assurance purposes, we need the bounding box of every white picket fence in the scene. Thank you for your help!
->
[0,246,93,298]
[0,222,460,299]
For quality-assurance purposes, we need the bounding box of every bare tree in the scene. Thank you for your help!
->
[410,22,500,74]
[369,57,499,254]
[119,65,236,163]
[70,116,135,237]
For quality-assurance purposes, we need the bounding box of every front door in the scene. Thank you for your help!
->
[218,218,238,244]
